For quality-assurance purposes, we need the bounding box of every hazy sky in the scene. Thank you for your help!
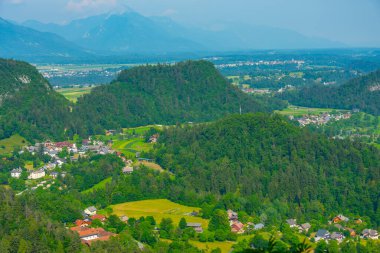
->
[1,0,379,47]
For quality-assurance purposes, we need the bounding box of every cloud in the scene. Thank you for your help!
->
[66,0,119,12]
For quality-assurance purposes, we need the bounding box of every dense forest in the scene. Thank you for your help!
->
[71,61,286,136]
[0,58,286,142]
[279,69,380,115]
[0,187,81,252]
[0,59,71,141]
[150,114,380,226]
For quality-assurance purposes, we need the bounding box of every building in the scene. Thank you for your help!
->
[362,229,379,239]
[28,169,45,180]
[84,206,97,216]
[70,226,114,244]
[227,209,238,221]
[231,221,244,233]
[186,223,203,233]
[50,171,59,179]
[10,168,22,178]
[330,232,345,243]
[91,214,106,222]
[254,223,265,230]
[286,219,297,228]
[315,229,330,242]
[333,214,349,223]
[122,166,134,174]
[299,223,311,233]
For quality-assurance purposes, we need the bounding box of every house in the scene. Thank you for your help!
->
[231,221,244,233]
[345,228,356,237]
[333,214,349,223]
[84,206,97,216]
[91,214,106,222]
[50,171,59,179]
[75,219,92,227]
[330,232,345,243]
[149,134,159,143]
[70,226,114,244]
[186,223,203,233]
[299,223,311,233]
[286,219,297,228]
[120,215,129,223]
[122,166,134,174]
[334,224,344,230]
[10,168,22,178]
[354,218,363,224]
[28,169,45,180]
[227,209,238,221]
[315,229,330,242]
[362,229,379,239]
[254,223,265,230]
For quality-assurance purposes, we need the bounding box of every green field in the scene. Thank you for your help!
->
[276,105,346,116]
[109,199,208,228]
[112,138,154,157]
[0,134,28,155]
[56,87,93,102]
[122,125,162,135]
[81,177,112,194]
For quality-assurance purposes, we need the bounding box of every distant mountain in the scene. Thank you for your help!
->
[24,12,203,54]
[23,12,344,55]
[280,69,380,115]
[0,18,90,61]
[0,58,71,141]
[71,60,286,135]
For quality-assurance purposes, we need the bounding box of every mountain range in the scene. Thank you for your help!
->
[1,11,345,61]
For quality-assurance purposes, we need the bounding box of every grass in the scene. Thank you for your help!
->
[81,177,112,194]
[56,87,93,102]
[122,125,162,135]
[0,134,28,155]
[112,138,153,157]
[137,161,165,172]
[109,199,208,228]
[276,105,346,117]
[189,240,235,253]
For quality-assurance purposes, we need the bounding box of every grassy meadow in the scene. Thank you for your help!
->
[276,105,347,116]
[56,87,93,102]
[0,134,28,155]
[109,199,208,228]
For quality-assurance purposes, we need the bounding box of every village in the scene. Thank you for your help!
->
[70,204,379,247]
[290,112,352,126]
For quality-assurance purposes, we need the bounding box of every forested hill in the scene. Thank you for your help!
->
[71,61,286,136]
[280,69,380,115]
[0,59,71,141]
[154,113,380,225]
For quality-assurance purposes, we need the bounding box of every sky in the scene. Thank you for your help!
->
[0,0,380,47]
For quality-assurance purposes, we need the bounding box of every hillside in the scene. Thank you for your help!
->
[280,69,380,115]
[0,18,90,62]
[71,61,286,135]
[153,113,380,225]
[0,58,71,141]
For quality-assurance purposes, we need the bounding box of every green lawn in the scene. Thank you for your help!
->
[0,134,28,155]
[56,87,93,102]
[109,199,208,228]
[122,125,162,135]
[276,105,347,116]
[81,177,112,194]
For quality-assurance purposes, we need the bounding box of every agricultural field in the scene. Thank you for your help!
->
[56,87,94,102]
[275,105,346,116]
[81,177,112,194]
[109,199,208,228]
[112,138,153,157]
[0,134,28,155]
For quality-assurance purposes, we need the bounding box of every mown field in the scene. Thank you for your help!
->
[81,177,112,194]
[0,134,28,155]
[276,105,347,116]
[109,199,208,228]
[56,87,93,102]
[112,138,153,157]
